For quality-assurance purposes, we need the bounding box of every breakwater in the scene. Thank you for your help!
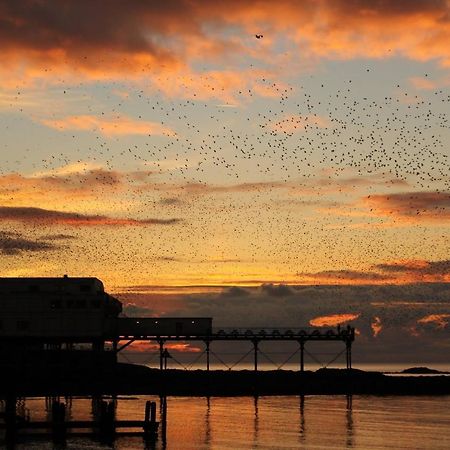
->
[2,364,450,397]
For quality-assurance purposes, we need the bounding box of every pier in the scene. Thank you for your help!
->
[113,323,356,372]
[0,277,356,375]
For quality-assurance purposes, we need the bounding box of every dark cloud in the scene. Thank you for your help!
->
[261,283,294,297]
[0,206,182,227]
[122,302,155,317]
[117,282,450,362]
[0,0,180,60]
[367,191,450,220]
[299,270,392,282]
[375,260,450,276]
[0,231,58,255]
[299,259,450,284]
[159,197,183,206]
[220,286,251,298]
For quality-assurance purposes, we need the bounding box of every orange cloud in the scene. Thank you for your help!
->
[123,340,202,353]
[147,68,287,103]
[410,75,450,90]
[418,314,450,329]
[309,313,360,327]
[41,115,174,137]
[1,0,450,89]
[371,316,382,337]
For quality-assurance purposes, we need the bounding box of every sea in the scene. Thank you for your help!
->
[4,394,450,449]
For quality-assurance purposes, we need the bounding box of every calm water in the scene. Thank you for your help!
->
[4,395,450,449]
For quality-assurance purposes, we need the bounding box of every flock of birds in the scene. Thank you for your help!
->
[0,62,449,280]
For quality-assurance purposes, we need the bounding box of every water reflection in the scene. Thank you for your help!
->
[299,394,305,442]
[346,395,354,447]
[204,396,211,447]
[159,395,167,450]
[253,395,259,447]
[2,395,450,449]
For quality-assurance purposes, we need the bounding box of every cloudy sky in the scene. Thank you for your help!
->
[1,0,450,363]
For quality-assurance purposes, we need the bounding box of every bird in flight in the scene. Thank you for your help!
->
[255,34,263,39]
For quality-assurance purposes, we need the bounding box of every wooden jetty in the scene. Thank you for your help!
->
[0,398,159,443]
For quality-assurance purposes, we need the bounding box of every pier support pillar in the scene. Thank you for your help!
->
[346,341,352,370]
[205,340,210,371]
[158,340,165,371]
[299,340,305,373]
[252,339,259,372]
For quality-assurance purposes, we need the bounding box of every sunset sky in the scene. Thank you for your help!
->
[1,0,449,362]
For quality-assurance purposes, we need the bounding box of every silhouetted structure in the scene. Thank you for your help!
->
[0,276,122,369]
[0,276,355,372]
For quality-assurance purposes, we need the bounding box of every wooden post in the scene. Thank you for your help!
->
[145,401,151,423]
[107,401,115,437]
[143,400,158,437]
[51,400,66,442]
[150,401,157,423]
[99,400,107,436]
